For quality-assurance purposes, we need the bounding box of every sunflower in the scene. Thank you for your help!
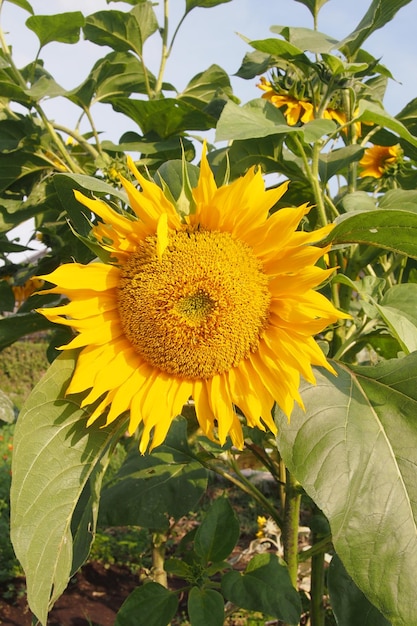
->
[359,144,402,178]
[37,147,349,453]
[257,77,314,125]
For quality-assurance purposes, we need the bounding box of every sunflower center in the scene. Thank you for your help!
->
[117,228,271,379]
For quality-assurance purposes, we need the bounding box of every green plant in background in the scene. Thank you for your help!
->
[1,0,417,625]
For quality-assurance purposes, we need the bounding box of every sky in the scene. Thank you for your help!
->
[2,0,417,260]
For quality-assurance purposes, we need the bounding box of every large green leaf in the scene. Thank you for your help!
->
[10,352,124,625]
[325,210,417,259]
[338,0,413,59]
[318,145,364,182]
[375,283,417,354]
[328,554,391,626]
[99,417,208,529]
[275,354,417,626]
[178,64,234,108]
[25,12,85,48]
[83,4,158,58]
[216,99,295,142]
[221,553,301,625]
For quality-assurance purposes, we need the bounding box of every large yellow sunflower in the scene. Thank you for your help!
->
[37,147,349,453]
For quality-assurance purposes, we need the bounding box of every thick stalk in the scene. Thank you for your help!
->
[151,531,168,588]
[283,469,301,589]
[310,537,325,626]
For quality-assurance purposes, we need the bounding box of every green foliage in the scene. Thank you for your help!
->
[0,423,21,583]
[275,355,417,626]
[3,0,417,625]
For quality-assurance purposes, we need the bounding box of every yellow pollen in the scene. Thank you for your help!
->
[117,228,271,379]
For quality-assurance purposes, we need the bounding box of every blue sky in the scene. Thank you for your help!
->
[3,0,417,142]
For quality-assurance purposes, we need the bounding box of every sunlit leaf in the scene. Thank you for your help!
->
[215,99,297,141]
[178,64,234,107]
[356,101,417,148]
[275,355,417,626]
[185,0,232,14]
[378,189,417,212]
[10,352,124,625]
[325,209,417,259]
[26,12,85,48]
[270,26,338,53]
[6,0,34,13]
[339,0,413,58]
[292,0,330,17]
[84,4,158,58]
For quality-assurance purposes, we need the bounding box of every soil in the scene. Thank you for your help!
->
[0,562,139,626]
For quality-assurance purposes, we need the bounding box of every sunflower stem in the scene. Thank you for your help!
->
[283,469,301,589]
[151,531,168,588]
[310,536,326,626]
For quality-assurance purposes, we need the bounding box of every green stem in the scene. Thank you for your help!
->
[310,535,325,626]
[53,123,100,160]
[154,0,170,96]
[151,531,168,588]
[294,135,328,227]
[283,469,301,589]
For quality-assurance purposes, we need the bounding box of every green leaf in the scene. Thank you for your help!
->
[194,496,239,565]
[378,189,417,213]
[185,0,232,14]
[235,50,275,79]
[356,101,417,148]
[275,355,417,626]
[0,389,14,424]
[215,99,299,142]
[6,0,33,13]
[341,191,377,213]
[99,417,208,529]
[292,0,330,17]
[221,553,301,624]
[188,587,224,626]
[376,283,417,354]
[318,145,364,182]
[270,26,338,54]
[338,0,413,59]
[302,118,336,143]
[10,352,123,625]
[178,64,234,107]
[115,583,178,626]
[249,38,309,65]
[83,4,158,58]
[110,97,216,137]
[325,210,417,259]
[328,554,391,626]
[0,152,51,194]
[0,279,15,312]
[25,13,85,48]
[0,312,55,350]
[155,160,200,217]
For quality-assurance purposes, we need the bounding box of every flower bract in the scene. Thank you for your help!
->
[38,147,349,453]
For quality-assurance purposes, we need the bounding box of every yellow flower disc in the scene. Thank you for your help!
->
[117,228,271,379]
